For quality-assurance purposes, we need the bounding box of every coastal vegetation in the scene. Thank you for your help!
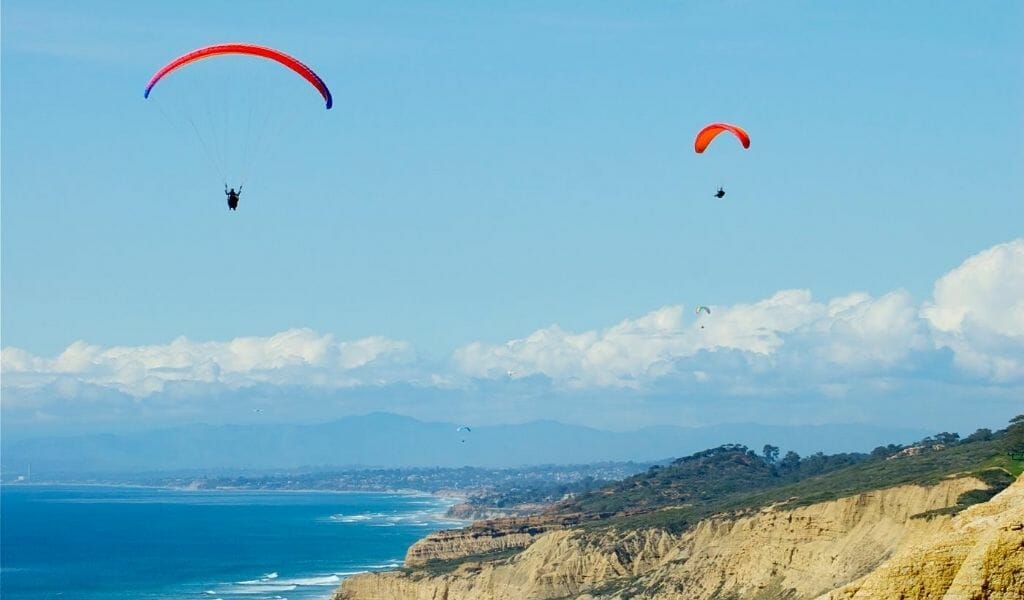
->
[337,417,1023,599]
[558,416,1023,533]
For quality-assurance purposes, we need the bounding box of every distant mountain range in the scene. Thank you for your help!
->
[0,412,930,475]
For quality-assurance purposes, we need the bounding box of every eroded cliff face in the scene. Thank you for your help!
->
[617,476,984,600]
[404,514,586,567]
[337,527,678,600]
[820,474,1024,600]
[335,475,1020,600]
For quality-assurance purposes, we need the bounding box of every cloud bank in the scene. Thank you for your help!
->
[452,288,936,387]
[1,329,414,396]
[455,240,1022,388]
[921,239,1024,381]
[3,239,1021,430]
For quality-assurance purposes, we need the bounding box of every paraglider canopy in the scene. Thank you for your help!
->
[694,123,750,153]
[145,43,333,109]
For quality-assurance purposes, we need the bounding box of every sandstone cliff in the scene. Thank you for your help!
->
[630,476,985,599]
[404,514,584,567]
[820,472,1024,600]
[335,474,1024,600]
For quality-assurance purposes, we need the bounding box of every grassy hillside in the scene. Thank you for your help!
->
[402,417,1023,579]
[560,416,1023,533]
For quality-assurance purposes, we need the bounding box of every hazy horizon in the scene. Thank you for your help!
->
[3,411,943,475]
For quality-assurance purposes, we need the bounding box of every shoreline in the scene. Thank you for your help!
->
[5,483,469,598]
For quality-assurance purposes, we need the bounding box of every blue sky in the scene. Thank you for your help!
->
[2,1,1022,436]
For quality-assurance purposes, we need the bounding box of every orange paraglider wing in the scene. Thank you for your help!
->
[694,123,750,153]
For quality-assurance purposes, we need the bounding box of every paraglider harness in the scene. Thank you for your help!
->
[225,184,242,211]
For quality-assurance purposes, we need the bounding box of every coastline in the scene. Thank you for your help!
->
[2,484,465,599]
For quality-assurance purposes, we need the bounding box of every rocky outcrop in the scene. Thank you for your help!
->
[337,527,678,600]
[820,473,1024,599]
[446,502,550,521]
[404,514,586,567]
[336,475,1011,600]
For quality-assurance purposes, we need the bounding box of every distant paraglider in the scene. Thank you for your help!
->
[456,425,472,443]
[714,187,726,199]
[695,305,711,329]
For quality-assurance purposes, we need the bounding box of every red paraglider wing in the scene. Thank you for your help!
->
[694,123,750,153]
[144,43,333,109]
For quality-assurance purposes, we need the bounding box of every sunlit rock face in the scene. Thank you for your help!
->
[334,475,1024,600]
[821,475,1024,600]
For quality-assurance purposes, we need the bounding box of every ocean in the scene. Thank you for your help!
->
[1,485,461,600]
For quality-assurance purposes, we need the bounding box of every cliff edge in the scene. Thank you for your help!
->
[335,475,1024,599]
[334,420,1023,599]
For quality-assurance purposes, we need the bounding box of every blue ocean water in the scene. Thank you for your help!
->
[1,485,460,600]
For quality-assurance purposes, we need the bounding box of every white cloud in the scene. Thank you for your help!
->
[1,329,413,396]
[454,240,1023,387]
[339,336,411,370]
[810,290,929,368]
[453,305,689,387]
[921,239,1024,381]
[453,288,932,387]
[3,239,1022,404]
